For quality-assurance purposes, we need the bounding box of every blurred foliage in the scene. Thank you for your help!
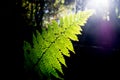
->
[16,0,120,29]
[17,0,80,29]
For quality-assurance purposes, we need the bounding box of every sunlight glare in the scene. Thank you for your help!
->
[85,0,109,10]
[94,0,109,8]
[85,0,110,21]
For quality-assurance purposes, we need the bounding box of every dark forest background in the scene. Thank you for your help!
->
[16,0,120,80]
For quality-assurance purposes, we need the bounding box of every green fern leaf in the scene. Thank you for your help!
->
[24,10,94,79]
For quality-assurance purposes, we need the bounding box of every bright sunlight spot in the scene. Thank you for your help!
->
[85,0,110,21]
[85,0,109,10]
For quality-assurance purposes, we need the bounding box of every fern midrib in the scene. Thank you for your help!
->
[32,34,60,69]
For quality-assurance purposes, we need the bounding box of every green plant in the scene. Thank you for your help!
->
[24,10,94,80]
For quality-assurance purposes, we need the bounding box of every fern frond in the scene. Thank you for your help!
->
[24,10,94,79]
